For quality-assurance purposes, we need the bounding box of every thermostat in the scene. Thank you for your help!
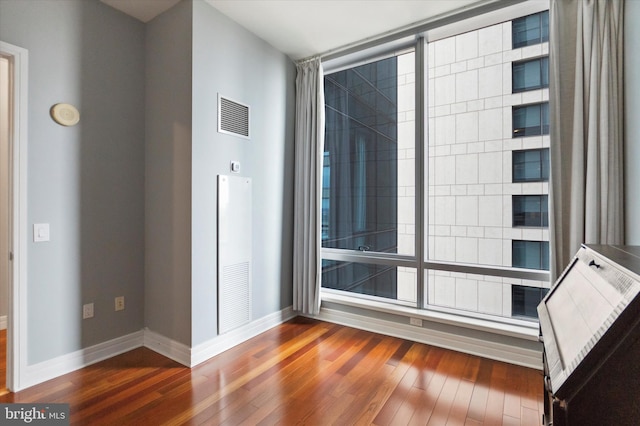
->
[230,161,241,173]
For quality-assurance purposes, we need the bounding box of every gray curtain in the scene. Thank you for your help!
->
[549,0,625,282]
[292,58,324,315]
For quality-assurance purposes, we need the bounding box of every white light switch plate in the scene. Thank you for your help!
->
[33,223,50,242]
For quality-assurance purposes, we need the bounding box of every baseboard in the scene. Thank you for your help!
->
[20,331,144,390]
[14,307,297,391]
[190,306,296,367]
[142,306,297,367]
[314,306,542,370]
[143,328,191,367]
[0,315,6,330]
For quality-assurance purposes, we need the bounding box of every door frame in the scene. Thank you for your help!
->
[0,40,28,392]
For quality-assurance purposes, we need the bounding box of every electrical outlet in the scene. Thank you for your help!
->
[83,303,94,319]
[115,296,125,311]
[409,317,423,327]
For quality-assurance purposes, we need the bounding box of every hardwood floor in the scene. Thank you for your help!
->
[0,318,544,425]
[0,328,5,395]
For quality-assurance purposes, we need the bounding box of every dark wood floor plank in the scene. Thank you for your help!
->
[0,320,544,425]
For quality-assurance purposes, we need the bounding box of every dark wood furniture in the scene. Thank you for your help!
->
[538,245,640,426]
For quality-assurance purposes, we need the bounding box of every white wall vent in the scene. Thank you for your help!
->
[217,175,252,334]
[218,94,250,139]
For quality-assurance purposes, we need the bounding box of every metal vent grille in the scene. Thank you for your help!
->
[219,262,251,334]
[218,95,250,139]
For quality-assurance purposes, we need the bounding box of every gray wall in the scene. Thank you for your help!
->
[145,0,193,346]
[625,0,640,245]
[145,0,295,346]
[190,1,295,345]
[0,0,146,364]
[0,0,294,367]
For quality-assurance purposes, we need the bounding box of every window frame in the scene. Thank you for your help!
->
[512,102,549,138]
[512,194,549,228]
[512,240,550,271]
[512,285,549,319]
[320,0,551,331]
[512,56,549,93]
[512,10,549,49]
[512,148,550,183]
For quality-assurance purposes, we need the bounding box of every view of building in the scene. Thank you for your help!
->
[322,10,551,321]
[427,10,550,319]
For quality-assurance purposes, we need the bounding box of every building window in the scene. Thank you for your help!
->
[512,285,549,319]
[323,5,552,323]
[513,195,548,227]
[513,102,549,137]
[322,152,330,240]
[513,149,549,182]
[322,260,400,300]
[512,10,549,48]
[512,57,548,92]
[512,240,549,270]
[322,50,416,302]
[323,55,399,253]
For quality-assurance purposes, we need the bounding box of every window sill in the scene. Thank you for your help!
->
[321,291,540,342]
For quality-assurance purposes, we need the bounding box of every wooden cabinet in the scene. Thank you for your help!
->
[538,245,640,426]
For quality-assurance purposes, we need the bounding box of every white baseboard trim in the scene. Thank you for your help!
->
[21,331,144,390]
[143,328,191,367]
[0,315,6,330]
[190,306,296,367]
[314,306,542,370]
[14,307,297,391]
[142,306,297,367]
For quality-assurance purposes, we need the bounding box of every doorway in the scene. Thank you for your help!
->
[0,40,28,393]
[0,54,10,394]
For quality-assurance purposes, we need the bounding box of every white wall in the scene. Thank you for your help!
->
[625,0,640,245]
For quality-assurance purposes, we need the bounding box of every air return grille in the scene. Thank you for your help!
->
[218,94,250,139]
[218,175,252,334]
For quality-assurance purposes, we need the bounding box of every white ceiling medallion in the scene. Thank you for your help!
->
[50,103,80,127]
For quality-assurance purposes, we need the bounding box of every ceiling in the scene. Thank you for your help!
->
[101,0,482,60]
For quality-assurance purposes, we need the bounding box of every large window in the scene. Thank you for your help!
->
[512,240,549,270]
[322,4,551,324]
[513,102,549,137]
[322,51,416,302]
[513,57,549,92]
[513,195,548,227]
[513,149,549,182]
[512,10,549,48]
[512,285,548,319]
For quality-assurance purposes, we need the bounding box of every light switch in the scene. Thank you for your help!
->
[33,223,50,242]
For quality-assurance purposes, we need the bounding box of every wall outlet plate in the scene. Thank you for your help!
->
[83,303,94,319]
[409,317,423,327]
[115,296,125,311]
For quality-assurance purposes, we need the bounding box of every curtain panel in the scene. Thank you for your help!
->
[549,0,625,281]
[292,58,324,315]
